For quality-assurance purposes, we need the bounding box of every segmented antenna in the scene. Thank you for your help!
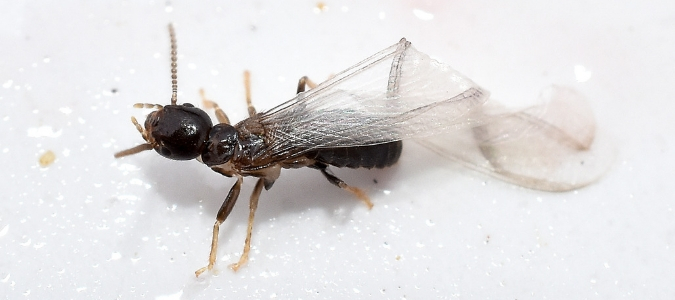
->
[169,24,178,105]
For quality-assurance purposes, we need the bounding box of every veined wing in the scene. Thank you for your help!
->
[248,38,491,161]
[238,40,612,191]
[417,86,614,192]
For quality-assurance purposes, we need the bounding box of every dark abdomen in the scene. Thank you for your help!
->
[308,141,402,169]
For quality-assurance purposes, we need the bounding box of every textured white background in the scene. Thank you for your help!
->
[1,1,674,299]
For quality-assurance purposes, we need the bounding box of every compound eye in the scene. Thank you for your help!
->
[158,145,172,157]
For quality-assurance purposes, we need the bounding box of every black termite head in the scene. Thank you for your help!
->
[115,103,240,165]
[114,102,212,160]
[144,103,213,160]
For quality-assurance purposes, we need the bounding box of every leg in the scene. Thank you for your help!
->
[315,163,373,209]
[296,76,318,94]
[195,175,243,277]
[243,70,256,117]
[200,89,231,125]
[230,177,265,271]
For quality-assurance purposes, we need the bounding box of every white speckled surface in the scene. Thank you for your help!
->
[2,1,674,298]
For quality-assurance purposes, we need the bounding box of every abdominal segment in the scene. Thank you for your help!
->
[307,141,403,169]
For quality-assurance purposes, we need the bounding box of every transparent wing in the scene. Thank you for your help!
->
[251,38,491,160]
[417,86,614,192]
[243,39,612,191]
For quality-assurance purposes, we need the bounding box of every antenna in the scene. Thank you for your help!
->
[169,24,178,105]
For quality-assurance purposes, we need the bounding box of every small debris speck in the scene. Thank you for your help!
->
[39,150,56,167]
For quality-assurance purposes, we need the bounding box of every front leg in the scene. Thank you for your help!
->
[195,175,243,277]
[230,177,265,271]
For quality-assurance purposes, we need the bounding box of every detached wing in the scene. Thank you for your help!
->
[249,38,491,161]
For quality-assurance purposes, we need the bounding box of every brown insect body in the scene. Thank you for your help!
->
[191,111,402,188]
[115,25,402,276]
[123,96,396,276]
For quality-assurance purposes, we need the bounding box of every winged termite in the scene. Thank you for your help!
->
[115,24,611,276]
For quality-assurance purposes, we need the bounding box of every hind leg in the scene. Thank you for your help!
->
[313,163,373,209]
